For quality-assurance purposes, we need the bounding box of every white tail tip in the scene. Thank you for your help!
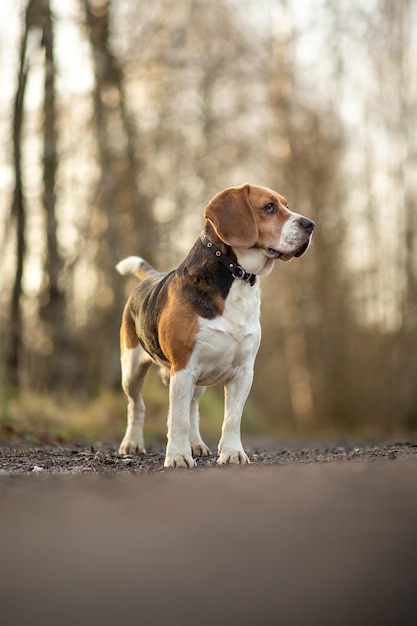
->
[116,256,145,276]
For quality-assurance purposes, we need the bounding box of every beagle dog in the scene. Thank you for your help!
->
[116,184,314,468]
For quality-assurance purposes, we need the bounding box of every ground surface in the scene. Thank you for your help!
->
[1,440,416,626]
[1,439,417,474]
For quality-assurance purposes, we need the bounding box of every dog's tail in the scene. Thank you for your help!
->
[116,256,158,282]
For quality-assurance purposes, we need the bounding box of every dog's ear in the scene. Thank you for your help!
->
[203,184,258,247]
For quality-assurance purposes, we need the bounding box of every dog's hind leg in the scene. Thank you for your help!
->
[119,344,152,455]
[189,386,212,457]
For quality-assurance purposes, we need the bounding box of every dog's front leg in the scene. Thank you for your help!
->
[217,365,254,465]
[189,385,212,457]
[164,370,196,468]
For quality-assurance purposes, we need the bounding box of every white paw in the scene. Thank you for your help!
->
[217,449,250,465]
[118,438,146,456]
[191,442,212,457]
[164,453,196,469]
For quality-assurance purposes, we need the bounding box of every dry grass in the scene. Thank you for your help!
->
[0,370,245,446]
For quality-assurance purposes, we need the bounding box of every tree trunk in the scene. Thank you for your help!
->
[39,0,65,328]
[4,0,38,388]
[83,0,155,386]
[268,4,316,432]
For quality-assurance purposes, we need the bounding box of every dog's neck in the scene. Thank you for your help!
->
[203,222,274,279]
[203,222,236,259]
[200,230,257,287]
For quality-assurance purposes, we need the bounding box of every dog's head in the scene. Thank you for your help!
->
[204,184,314,262]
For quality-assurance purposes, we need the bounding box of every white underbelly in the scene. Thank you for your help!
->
[193,333,246,386]
[189,285,261,386]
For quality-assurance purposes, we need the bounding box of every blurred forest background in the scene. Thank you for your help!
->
[0,0,416,443]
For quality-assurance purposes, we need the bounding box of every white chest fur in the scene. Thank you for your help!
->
[190,280,261,386]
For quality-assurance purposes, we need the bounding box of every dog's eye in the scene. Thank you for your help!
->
[263,202,277,214]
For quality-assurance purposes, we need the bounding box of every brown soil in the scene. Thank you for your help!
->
[1,439,416,474]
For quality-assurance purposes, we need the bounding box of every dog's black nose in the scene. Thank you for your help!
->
[300,218,315,233]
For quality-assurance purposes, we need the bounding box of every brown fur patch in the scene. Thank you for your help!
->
[247,185,292,249]
[204,184,258,248]
[120,303,139,356]
[158,282,199,373]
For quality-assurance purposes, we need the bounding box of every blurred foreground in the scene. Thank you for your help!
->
[1,459,416,626]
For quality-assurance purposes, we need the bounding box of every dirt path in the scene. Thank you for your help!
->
[1,440,416,474]
[1,441,416,626]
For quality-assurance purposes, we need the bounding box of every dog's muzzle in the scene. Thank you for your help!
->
[295,219,314,257]
[294,240,311,257]
[267,218,314,260]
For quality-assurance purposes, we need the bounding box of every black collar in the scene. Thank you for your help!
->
[200,232,257,286]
